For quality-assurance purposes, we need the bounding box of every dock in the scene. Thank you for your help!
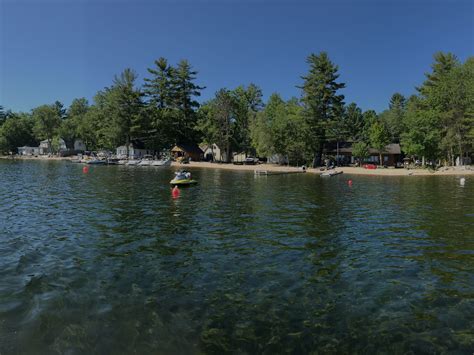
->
[254,169,306,176]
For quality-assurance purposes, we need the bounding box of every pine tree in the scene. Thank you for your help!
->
[143,57,174,110]
[171,60,205,143]
[299,52,345,166]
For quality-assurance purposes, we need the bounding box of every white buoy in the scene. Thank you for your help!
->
[460,177,466,186]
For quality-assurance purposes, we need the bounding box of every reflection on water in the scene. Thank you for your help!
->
[0,160,473,354]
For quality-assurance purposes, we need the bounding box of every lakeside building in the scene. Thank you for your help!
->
[18,146,40,156]
[326,142,402,166]
[171,143,203,162]
[116,140,154,159]
[18,139,86,156]
[200,144,225,162]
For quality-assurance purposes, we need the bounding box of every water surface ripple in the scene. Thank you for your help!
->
[0,160,473,354]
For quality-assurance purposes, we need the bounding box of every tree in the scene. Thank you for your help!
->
[32,104,62,153]
[368,121,390,166]
[352,142,369,166]
[250,93,284,158]
[144,57,174,109]
[379,93,406,143]
[206,89,236,162]
[415,53,473,165]
[271,98,308,165]
[170,59,205,143]
[54,100,67,119]
[60,98,89,150]
[299,52,345,166]
[232,84,263,154]
[417,52,460,96]
[0,105,5,126]
[343,103,364,141]
[361,110,378,143]
[105,68,145,155]
[0,113,36,154]
[400,96,441,163]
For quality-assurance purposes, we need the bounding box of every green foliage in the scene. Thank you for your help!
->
[299,52,345,165]
[351,142,369,166]
[59,98,89,150]
[0,113,36,154]
[205,89,236,162]
[32,104,62,151]
[343,103,364,141]
[231,84,263,154]
[2,51,472,166]
[379,93,406,142]
[400,96,441,161]
[104,68,145,150]
[368,121,390,165]
[143,58,204,146]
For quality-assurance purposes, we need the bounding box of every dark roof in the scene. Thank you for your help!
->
[118,139,146,149]
[174,142,203,154]
[326,142,401,155]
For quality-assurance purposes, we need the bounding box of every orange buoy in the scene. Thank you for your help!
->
[347,179,353,186]
[172,185,180,199]
[82,166,89,173]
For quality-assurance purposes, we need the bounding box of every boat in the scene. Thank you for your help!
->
[138,155,153,166]
[87,158,107,165]
[126,159,141,166]
[170,171,197,186]
[152,158,172,167]
[321,170,343,177]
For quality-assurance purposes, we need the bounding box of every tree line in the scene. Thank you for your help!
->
[1,51,472,166]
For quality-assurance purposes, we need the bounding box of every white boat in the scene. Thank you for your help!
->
[137,155,154,166]
[151,158,172,167]
[126,159,141,166]
[117,160,128,165]
[321,170,343,177]
[87,159,107,165]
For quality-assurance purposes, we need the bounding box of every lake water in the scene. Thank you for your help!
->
[0,160,473,354]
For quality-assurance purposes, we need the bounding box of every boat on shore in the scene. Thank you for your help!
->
[321,170,343,177]
[126,159,141,166]
[138,155,153,166]
[152,158,172,167]
[87,158,107,165]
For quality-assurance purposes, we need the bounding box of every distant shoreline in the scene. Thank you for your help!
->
[184,161,474,176]
[2,155,473,176]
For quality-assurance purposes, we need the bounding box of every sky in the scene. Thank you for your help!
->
[0,0,473,113]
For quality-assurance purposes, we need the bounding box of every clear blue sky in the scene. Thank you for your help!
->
[1,0,473,113]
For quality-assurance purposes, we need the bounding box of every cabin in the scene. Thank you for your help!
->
[116,140,154,159]
[267,154,289,165]
[17,146,40,156]
[171,143,203,162]
[326,142,402,166]
[200,144,225,162]
[34,138,86,155]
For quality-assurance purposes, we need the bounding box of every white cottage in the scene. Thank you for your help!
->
[17,146,40,156]
[38,138,86,154]
[200,144,225,162]
[116,141,154,159]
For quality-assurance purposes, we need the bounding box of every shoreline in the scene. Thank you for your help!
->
[2,155,473,176]
[183,161,474,176]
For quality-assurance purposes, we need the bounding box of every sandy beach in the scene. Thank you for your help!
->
[3,155,473,176]
[179,161,474,176]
